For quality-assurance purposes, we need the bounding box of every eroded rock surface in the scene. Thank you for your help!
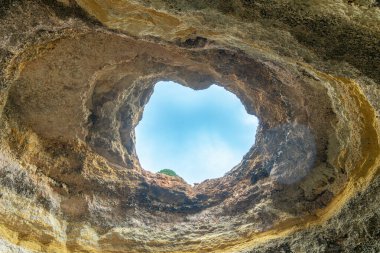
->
[0,0,379,252]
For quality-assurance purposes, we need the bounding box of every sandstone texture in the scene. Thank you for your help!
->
[0,0,379,252]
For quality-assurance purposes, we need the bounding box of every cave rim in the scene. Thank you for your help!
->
[133,80,260,185]
[3,29,365,234]
[0,0,378,251]
[5,31,340,204]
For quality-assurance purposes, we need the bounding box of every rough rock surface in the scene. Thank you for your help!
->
[0,0,379,252]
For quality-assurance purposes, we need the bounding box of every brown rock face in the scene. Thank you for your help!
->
[0,0,379,252]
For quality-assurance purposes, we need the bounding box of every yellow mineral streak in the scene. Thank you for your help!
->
[0,188,68,253]
[76,0,182,37]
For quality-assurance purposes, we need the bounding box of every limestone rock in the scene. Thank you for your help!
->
[0,0,379,252]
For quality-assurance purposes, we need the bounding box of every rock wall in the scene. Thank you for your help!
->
[0,0,379,252]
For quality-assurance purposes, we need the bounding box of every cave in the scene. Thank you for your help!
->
[0,1,379,252]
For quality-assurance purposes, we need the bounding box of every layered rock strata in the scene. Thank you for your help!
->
[0,0,379,252]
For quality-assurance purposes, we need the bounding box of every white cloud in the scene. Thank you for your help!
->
[137,132,243,184]
[185,133,241,174]
[242,112,259,126]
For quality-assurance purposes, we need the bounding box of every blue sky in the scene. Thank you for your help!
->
[135,81,259,184]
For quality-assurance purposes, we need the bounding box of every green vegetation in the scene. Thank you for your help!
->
[158,169,178,177]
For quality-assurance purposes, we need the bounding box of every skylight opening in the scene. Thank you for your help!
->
[135,81,259,184]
